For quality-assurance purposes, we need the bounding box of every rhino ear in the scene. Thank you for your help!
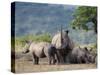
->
[25,40,30,43]
[84,47,88,52]
[65,30,69,34]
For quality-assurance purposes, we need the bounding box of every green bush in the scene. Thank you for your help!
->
[14,33,52,51]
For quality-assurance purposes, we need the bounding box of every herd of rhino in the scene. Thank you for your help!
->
[22,29,97,65]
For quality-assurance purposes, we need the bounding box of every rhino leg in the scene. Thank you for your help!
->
[48,56,56,65]
[77,56,83,64]
[49,57,56,65]
[35,57,39,64]
[52,55,56,64]
[84,57,89,64]
[55,50,64,64]
[48,56,52,65]
[53,59,56,64]
[32,53,39,65]
[63,55,66,63]
[55,54,60,64]
[59,54,65,64]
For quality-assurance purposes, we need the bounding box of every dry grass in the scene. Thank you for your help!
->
[13,55,97,73]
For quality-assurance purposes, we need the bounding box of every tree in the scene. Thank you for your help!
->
[71,6,97,33]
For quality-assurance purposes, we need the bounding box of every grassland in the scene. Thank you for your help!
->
[11,34,97,73]
[14,33,52,52]
[13,52,97,73]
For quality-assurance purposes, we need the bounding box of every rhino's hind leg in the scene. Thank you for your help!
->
[35,57,39,64]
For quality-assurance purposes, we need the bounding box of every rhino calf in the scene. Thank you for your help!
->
[66,47,96,64]
[22,41,59,65]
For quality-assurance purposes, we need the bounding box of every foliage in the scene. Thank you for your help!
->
[16,33,51,43]
[71,6,97,33]
[14,33,52,51]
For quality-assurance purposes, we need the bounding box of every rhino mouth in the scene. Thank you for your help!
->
[22,49,29,54]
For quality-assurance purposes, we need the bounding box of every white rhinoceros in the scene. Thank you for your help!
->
[22,41,59,65]
[52,28,74,63]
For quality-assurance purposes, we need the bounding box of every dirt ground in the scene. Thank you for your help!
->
[12,52,97,73]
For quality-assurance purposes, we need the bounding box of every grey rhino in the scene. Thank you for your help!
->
[22,41,59,65]
[66,47,96,64]
[52,28,74,63]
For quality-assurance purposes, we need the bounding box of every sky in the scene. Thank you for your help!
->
[14,2,77,36]
[12,2,96,44]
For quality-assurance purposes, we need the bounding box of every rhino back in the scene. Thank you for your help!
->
[72,47,85,57]
[29,42,51,58]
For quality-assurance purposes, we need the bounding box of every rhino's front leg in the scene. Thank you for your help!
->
[55,52,60,64]
[84,57,89,64]
[48,56,52,65]
[32,53,35,64]
[32,53,39,65]
[63,55,66,63]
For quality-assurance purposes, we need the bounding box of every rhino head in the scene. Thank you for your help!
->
[83,47,96,63]
[22,40,32,54]
[60,25,69,49]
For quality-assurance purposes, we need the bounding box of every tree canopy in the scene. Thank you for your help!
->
[71,6,97,33]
